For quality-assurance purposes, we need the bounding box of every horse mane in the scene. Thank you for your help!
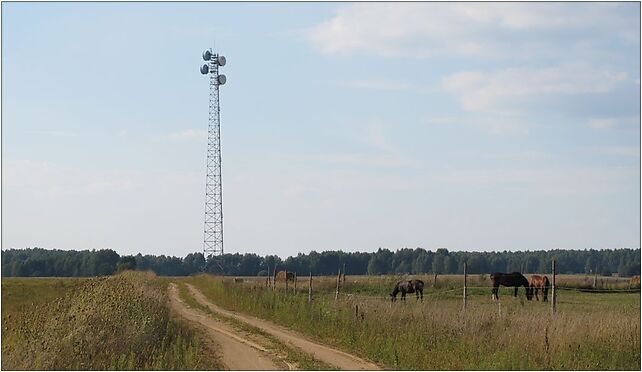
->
[520,274,529,287]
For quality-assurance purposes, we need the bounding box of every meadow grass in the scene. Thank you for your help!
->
[185,274,640,370]
[1,277,87,314]
[1,272,221,370]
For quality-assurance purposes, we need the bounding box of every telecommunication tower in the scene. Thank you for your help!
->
[200,49,227,259]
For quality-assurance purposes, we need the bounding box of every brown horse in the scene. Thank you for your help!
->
[490,272,532,300]
[390,279,424,302]
[529,275,550,302]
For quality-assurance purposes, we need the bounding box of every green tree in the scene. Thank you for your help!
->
[117,256,137,272]
[432,254,445,275]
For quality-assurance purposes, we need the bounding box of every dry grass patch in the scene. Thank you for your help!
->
[1,272,221,370]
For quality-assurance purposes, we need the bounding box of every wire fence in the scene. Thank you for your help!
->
[254,264,640,312]
[330,285,641,302]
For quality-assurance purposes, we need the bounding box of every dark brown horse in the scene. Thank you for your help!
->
[529,275,550,302]
[390,279,424,302]
[490,272,532,300]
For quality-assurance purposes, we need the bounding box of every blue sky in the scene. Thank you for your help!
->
[2,2,640,257]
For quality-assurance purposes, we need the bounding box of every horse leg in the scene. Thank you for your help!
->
[419,289,423,302]
[514,286,518,298]
[401,291,406,302]
[492,286,498,300]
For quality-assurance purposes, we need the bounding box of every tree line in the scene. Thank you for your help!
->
[1,247,640,278]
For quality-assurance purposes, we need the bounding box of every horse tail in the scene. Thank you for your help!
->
[544,276,550,288]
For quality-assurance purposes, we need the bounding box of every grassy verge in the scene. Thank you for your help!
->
[175,282,334,370]
[1,272,221,370]
[185,274,640,370]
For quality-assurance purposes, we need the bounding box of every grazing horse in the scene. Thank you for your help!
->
[390,279,424,302]
[529,275,550,302]
[490,272,532,300]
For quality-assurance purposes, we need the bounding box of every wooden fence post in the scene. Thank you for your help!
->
[433,273,438,288]
[266,265,270,288]
[335,267,341,300]
[551,259,557,314]
[463,262,467,311]
[342,263,346,283]
[308,272,312,304]
[273,264,277,291]
[593,268,597,288]
[293,272,297,294]
[285,271,289,294]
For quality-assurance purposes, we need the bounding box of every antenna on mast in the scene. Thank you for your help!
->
[199,48,227,262]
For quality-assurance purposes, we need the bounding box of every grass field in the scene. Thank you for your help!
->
[184,274,641,370]
[1,272,221,370]
[2,273,638,370]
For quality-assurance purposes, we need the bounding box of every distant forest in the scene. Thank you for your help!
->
[1,247,640,278]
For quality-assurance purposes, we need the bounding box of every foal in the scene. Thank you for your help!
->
[529,275,550,302]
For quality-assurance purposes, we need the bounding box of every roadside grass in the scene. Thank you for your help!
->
[175,282,335,370]
[1,272,221,370]
[185,274,640,370]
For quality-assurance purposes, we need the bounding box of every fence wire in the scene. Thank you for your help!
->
[332,285,640,301]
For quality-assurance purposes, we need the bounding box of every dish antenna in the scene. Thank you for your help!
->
[200,64,209,75]
[217,74,226,85]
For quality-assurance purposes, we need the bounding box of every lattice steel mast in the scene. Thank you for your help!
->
[200,49,227,258]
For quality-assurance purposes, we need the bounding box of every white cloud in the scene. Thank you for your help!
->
[316,153,412,168]
[442,63,630,112]
[593,146,640,157]
[360,121,392,152]
[434,166,638,197]
[27,130,78,137]
[587,117,639,130]
[307,3,639,59]
[164,129,207,141]
[423,113,532,135]
[336,79,414,91]
[588,118,618,130]
[312,121,414,168]
[2,159,140,197]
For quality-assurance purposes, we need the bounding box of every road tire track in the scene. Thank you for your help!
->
[185,283,382,370]
[168,284,283,370]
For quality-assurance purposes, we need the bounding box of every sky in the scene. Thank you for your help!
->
[2,2,640,258]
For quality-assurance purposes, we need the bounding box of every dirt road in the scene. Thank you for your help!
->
[185,284,382,370]
[168,284,282,370]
